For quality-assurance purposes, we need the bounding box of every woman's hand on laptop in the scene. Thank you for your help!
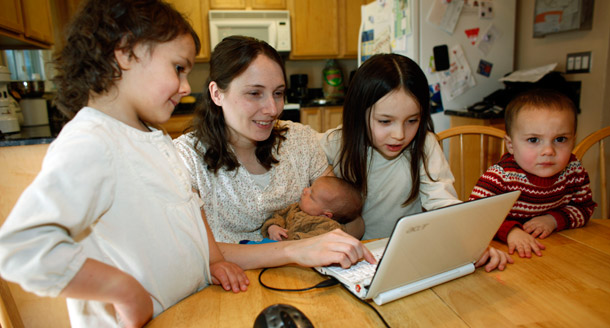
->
[284,229,376,268]
[475,246,514,272]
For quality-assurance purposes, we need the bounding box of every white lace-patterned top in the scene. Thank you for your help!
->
[174,121,328,243]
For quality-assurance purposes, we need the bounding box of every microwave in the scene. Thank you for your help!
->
[209,10,291,53]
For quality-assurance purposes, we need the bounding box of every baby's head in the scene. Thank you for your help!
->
[504,89,577,178]
[299,176,363,224]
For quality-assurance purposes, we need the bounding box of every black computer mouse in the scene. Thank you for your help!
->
[253,303,314,328]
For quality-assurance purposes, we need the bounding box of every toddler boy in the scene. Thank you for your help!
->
[470,89,596,258]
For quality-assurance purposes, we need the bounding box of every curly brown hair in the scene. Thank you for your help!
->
[189,36,288,174]
[52,0,201,118]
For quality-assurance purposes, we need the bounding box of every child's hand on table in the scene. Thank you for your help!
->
[507,227,546,258]
[475,246,514,272]
[210,260,250,293]
[523,215,557,239]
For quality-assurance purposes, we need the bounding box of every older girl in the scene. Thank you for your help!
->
[320,54,512,271]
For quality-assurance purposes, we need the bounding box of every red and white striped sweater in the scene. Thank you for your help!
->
[469,153,596,243]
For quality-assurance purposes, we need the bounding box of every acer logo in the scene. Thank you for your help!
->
[405,223,429,234]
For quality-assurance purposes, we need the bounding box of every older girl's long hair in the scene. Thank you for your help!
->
[336,53,434,206]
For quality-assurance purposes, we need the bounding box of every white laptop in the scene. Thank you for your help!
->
[315,191,520,305]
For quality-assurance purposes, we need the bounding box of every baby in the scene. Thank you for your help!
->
[470,89,596,258]
[262,176,362,241]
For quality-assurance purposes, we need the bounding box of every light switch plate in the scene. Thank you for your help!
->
[566,52,592,74]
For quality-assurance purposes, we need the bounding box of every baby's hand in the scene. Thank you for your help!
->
[268,225,288,241]
[210,260,249,293]
[523,215,557,239]
[507,227,546,258]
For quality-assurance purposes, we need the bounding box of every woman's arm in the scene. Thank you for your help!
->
[218,229,375,270]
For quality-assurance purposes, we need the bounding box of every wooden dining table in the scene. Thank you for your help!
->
[146,219,610,327]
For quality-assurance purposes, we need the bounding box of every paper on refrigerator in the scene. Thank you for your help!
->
[437,44,476,100]
[426,0,464,35]
[360,0,411,64]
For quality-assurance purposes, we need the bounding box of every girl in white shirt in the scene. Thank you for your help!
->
[0,1,247,327]
[319,54,513,272]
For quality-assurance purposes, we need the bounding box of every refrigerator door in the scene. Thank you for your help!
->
[419,0,516,130]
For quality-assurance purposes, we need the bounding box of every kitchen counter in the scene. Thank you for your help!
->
[0,125,55,147]
[444,107,504,119]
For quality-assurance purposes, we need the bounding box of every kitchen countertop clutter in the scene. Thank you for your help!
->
[0,94,63,147]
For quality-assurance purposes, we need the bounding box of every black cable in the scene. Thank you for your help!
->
[258,268,391,327]
[350,293,392,328]
[258,267,340,292]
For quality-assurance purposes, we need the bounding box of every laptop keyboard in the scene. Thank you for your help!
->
[326,247,384,286]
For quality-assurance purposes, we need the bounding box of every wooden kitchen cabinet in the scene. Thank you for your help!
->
[160,114,194,139]
[287,0,339,59]
[339,0,373,58]
[169,0,211,61]
[210,0,286,9]
[0,0,54,49]
[288,0,372,59]
[300,106,343,132]
[0,0,23,34]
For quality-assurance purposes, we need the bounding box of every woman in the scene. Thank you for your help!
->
[173,36,372,270]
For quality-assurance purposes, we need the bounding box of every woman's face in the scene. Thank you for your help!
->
[367,88,421,160]
[209,54,285,148]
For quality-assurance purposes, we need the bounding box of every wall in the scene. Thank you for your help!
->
[516,0,610,218]
[515,0,609,140]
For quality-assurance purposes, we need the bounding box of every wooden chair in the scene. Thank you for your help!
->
[573,126,610,219]
[0,144,71,328]
[436,125,507,201]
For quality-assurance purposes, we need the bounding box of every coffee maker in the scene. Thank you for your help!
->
[287,74,309,105]
[8,77,50,133]
[0,66,20,134]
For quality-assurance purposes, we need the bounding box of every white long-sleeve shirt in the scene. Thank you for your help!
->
[0,107,211,327]
[319,128,461,240]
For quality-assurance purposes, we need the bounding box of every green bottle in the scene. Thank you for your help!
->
[322,59,345,100]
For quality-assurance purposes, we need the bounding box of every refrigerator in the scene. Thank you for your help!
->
[358,0,516,131]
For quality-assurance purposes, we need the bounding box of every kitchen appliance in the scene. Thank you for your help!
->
[209,10,291,53]
[20,98,49,127]
[287,74,309,105]
[8,80,45,98]
[0,66,20,134]
[358,0,516,131]
[7,78,49,127]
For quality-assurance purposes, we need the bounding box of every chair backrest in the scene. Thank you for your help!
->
[573,126,610,219]
[436,125,507,201]
[0,144,71,328]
